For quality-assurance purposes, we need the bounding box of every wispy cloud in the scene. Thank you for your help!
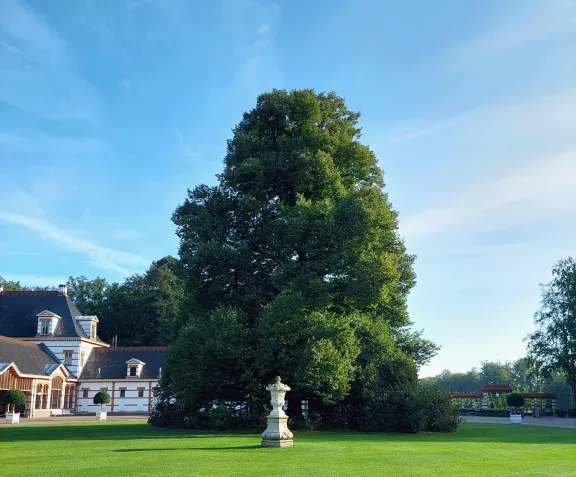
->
[0,130,108,158]
[221,0,281,92]
[0,213,149,275]
[449,0,576,72]
[0,0,103,121]
[172,128,196,160]
[402,150,576,238]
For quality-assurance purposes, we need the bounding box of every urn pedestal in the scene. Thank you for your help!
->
[261,376,293,448]
[96,411,107,421]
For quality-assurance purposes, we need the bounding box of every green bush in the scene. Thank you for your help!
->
[148,400,186,428]
[355,385,461,433]
[149,400,266,430]
[202,404,239,430]
[506,393,525,411]
[292,411,322,431]
[1,389,26,413]
[93,391,111,410]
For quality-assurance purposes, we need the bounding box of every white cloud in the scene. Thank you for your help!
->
[381,87,576,240]
[172,128,196,159]
[221,0,281,92]
[0,0,103,121]
[446,0,576,75]
[402,150,576,239]
[0,213,149,275]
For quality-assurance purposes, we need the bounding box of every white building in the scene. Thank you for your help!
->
[0,286,165,418]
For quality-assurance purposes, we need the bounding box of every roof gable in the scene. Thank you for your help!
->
[126,358,146,365]
[0,291,106,343]
[80,347,166,380]
[0,335,62,376]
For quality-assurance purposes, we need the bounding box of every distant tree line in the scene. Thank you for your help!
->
[1,255,184,347]
[422,359,573,409]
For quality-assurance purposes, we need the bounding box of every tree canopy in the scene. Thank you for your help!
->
[1,389,26,413]
[162,89,437,414]
[527,257,576,408]
[64,257,184,346]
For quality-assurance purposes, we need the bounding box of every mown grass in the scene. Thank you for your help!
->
[1,421,575,476]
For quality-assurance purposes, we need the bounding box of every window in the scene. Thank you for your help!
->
[82,389,89,398]
[40,320,49,335]
[129,367,137,377]
[63,350,73,366]
[152,387,160,397]
[137,388,144,398]
[80,351,85,366]
[100,388,108,392]
[120,389,126,398]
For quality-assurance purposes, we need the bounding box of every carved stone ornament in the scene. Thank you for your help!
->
[261,376,294,448]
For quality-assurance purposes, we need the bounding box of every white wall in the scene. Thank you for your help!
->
[27,339,105,377]
[76,380,159,413]
[28,339,83,376]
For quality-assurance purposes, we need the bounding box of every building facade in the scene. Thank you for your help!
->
[0,286,165,417]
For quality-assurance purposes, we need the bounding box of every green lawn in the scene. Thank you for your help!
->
[1,421,574,477]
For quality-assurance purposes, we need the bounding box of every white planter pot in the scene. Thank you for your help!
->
[5,413,20,424]
[96,411,107,421]
[510,414,522,424]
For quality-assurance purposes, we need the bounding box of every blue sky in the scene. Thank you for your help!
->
[1,0,575,376]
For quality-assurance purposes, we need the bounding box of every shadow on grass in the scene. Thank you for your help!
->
[2,422,575,445]
[0,423,238,443]
[112,446,260,452]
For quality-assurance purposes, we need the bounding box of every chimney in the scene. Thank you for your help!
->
[58,284,67,296]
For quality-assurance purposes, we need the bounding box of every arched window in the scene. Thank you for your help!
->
[64,385,75,409]
[43,384,49,409]
[35,384,43,409]
[51,377,63,409]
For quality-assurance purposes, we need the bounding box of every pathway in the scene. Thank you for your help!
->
[0,414,147,425]
[465,415,576,429]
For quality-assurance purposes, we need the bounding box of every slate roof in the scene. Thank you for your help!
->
[0,335,61,376]
[0,291,105,343]
[80,347,166,380]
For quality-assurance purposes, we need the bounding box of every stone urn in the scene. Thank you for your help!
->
[261,376,294,448]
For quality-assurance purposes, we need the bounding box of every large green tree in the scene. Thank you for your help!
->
[64,257,183,346]
[66,276,109,317]
[164,89,437,413]
[527,257,576,408]
[100,256,184,346]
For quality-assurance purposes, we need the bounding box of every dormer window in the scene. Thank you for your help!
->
[126,359,145,378]
[36,310,61,336]
[75,315,99,340]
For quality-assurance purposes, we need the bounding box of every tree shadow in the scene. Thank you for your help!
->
[112,445,260,452]
[2,422,575,446]
[0,423,247,443]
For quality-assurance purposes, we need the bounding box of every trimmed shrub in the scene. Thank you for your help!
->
[506,393,525,409]
[93,391,111,410]
[1,390,26,413]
